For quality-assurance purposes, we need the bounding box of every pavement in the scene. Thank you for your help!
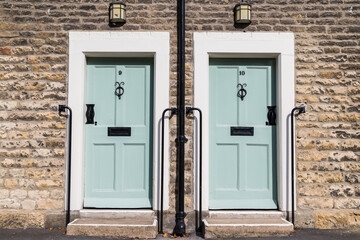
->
[0,228,360,240]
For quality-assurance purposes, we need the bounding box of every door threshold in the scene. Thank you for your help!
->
[79,209,155,219]
[208,210,285,219]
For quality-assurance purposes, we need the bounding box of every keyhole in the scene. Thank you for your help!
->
[118,70,122,75]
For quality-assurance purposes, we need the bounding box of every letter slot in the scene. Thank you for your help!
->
[230,127,254,136]
[108,127,131,136]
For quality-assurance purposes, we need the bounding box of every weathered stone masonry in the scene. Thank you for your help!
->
[0,0,359,230]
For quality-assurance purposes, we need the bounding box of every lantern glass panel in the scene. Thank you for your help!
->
[235,3,251,24]
[110,2,126,23]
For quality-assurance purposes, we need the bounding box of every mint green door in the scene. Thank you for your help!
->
[209,59,277,209]
[84,58,153,208]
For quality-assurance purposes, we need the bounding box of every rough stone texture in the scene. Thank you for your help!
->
[0,210,45,228]
[0,0,358,232]
[67,218,157,239]
[204,218,293,238]
[296,208,315,228]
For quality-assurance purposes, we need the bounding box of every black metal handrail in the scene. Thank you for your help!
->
[159,107,177,234]
[58,105,73,226]
[290,105,306,226]
[186,107,203,235]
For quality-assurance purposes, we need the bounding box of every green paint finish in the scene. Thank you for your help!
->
[209,59,277,209]
[85,58,153,208]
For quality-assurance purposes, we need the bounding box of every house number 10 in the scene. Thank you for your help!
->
[239,71,246,76]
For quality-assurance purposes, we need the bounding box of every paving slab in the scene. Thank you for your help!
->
[0,228,359,240]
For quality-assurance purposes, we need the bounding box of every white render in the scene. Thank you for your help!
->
[68,32,170,210]
[193,32,295,212]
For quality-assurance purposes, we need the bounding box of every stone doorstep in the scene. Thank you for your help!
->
[67,216,157,238]
[204,211,294,238]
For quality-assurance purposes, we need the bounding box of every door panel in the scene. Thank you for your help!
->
[122,143,146,191]
[209,59,277,209]
[85,58,153,208]
[93,144,115,191]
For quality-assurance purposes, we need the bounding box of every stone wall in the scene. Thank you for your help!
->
[0,0,359,231]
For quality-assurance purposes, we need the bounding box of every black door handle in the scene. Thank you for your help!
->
[266,106,276,125]
[86,104,95,124]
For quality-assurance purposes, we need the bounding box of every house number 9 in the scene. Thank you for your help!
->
[239,71,246,76]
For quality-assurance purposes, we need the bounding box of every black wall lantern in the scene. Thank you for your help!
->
[234,0,251,24]
[109,2,126,26]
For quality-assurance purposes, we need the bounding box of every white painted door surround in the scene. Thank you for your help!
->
[193,32,295,212]
[68,32,170,211]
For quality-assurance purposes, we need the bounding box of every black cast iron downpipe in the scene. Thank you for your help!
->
[290,105,306,226]
[58,105,73,226]
[173,0,187,236]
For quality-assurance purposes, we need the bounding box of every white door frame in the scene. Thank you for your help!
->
[68,32,170,211]
[193,32,295,211]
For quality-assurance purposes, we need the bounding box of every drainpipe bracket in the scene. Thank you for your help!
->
[175,135,188,144]
[169,107,178,119]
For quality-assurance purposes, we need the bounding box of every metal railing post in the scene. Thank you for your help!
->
[290,105,306,226]
[186,107,203,235]
[58,105,72,226]
[159,107,177,234]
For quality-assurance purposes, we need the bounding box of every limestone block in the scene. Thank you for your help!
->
[330,185,355,197]
[0,189,10,198]
[0,211,27,228]
[28,211,45,228]
[8,169,25,178]
[36,199,63,210]
[27,56,40,64]
[318,71,342,79]
[342,140,360,151]
[4,179,18,189]
[32,64,50,72]
[298,172,344,184]
[340,162,360,172]
[35,180,63,189]
[10,189,27,199]
[298,184,329,197]
[28,190,50,199]
[296,139,315,150]
[316,139,341,150]
[297,151,328,162]
[334,198,360,209]
[349,212,360,230]
[298,197,334,209]
[329,151,358,162]
[18,179,36,189]
[50,189,64,199]
[345,174,360,184]
[316,211,348,229]
[12,46,34,55]
[323,123,351,129]
[21,200,36,210]
[0,47,11,55]
[0,199,21,209]
[296,208,315,228]
[338,114,360,122]
[318,114,337,122]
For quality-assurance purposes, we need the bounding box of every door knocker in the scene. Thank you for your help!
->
[115,81,125,100]
[237,83,247,101]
